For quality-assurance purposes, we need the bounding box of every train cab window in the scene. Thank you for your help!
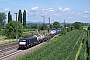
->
[19,39,26,42]
[29,40,30,43]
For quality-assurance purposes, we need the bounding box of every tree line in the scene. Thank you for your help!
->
[8,10,26,27]
[0,12,6,28]
[0,10,90,39]
[0,10,26,38]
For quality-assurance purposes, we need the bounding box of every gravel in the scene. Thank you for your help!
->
[3,42,46,60]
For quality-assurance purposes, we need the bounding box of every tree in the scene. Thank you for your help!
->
[50,24,53,30]
[71,25,75,30]
[73,22,83,30]
[8,11,12,23]
[5,21,23,38]
[61,28,67,35]
[53,21,61,29]
[23,10,26,27]
[31,24,38,29]
[67,27,71,32]
[18,10,22,23]
[40,24,47,30]
[0,12,6,28]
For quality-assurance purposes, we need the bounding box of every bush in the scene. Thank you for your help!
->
[23,29,36,32]
[61,28,67,35]
[72,22,83,30]
[67,28,71,32]
[22,33,31,37]
[5,21,23,38]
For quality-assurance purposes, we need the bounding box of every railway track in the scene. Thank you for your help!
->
[0,42,46,60]
[0,45,18,54]
[0,45,18,53]
[0,41,47,60]
[0,39,48,60]
[0,34,59,60]
[0,45,18,60]
[0,50,22,60]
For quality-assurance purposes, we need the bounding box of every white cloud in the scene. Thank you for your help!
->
[62,8,70,12]
[46,8,53,12]
[26,7,54,20]
[83,15,89,18]
[25,10,29,13]
[26,10,33,14]
[4,8,10,11]
[78,13,81,15]
[85,9,90,14]
[68,17,72,18]
[49,9,53,12]
[54,14,59,16]
[72,12,76,14]
[31,7,38,10]
[59,7,62,11]
[31,7,54,12]
[26,7,90,23]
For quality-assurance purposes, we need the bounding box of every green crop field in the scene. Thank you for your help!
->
[15,30,90,60]
[87,30,90,60]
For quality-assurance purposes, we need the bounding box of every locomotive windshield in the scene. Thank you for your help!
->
[19,39,26,42]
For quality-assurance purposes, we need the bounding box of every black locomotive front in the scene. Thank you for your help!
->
[19,36,38,49]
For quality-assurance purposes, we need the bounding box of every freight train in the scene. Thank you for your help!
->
[18,28,61,49]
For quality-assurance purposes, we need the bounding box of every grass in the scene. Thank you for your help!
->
[0,35,17,46]
[0,41,17,46]
[23,30,49,36]
[75,42,83,60]
[0,35,6,39]
[15,30,85,60]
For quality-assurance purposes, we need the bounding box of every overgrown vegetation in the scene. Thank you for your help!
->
[15,30,89,60]
[72,22,83,30]
[5,21,23,38]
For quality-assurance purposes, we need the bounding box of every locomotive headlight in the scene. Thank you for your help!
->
[19,42,26,45]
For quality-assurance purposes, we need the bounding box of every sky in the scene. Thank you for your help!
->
[0,0,90,23]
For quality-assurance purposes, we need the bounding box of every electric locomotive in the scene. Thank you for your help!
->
[19,36,38,49]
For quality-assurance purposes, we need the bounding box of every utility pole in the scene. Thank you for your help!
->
[14,13,18,42]
[49,17,50,25]
[48,17,50,33]
[64,20,66,28]
[41,16,45,34]
[41,16,45,24]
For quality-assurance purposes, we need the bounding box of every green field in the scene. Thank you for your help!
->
[87,30,90,60]
[15,30,90,60]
